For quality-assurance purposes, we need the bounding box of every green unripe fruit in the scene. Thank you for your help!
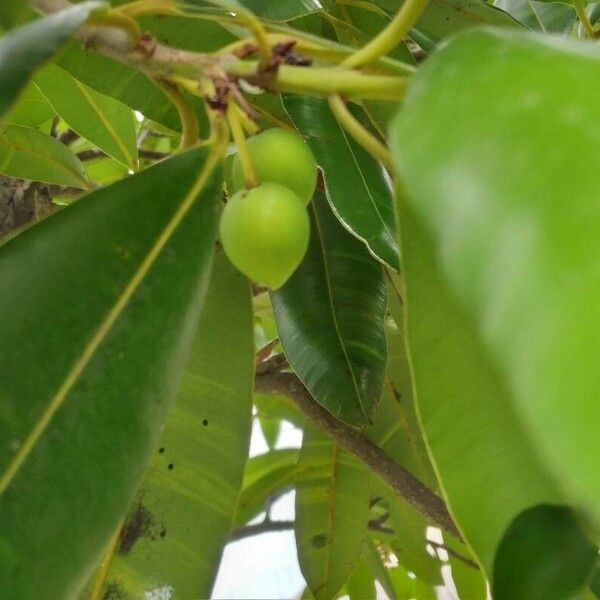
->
[219,182,310,289]
[231,128,318,205]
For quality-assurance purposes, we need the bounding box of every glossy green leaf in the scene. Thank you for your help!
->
[102,252,254,598]
[390,27,600,573]
[295,423,371,599]
[283,95,400,270]
[494,0,577,32]
[234,448,299,526]
[0,1,105,118]
[0,147,222,599]
[1,82,54,127]
[271,189,387,427]
[493,505,597,600]
[35,65,137,168]
[56,42,206,133]
[0,124,89,188]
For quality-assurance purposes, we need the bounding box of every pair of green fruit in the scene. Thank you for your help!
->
[220,128,318,289]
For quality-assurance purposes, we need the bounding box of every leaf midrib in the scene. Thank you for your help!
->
[312,202,369,422]
[0,144,222,497]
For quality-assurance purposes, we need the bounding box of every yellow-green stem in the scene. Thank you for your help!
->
[342,0,430,68]
[226,60,409,100]
[156,80,200,151]
[328,95,394,172]
[573,0,595,37]
[227,103,258,188]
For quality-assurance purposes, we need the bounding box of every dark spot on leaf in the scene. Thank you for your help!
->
[117,502,166,556]
[168,463,174,470]
[202,419,209,426]
[158,447,165,454]
[310,533,328,549]
[160,528,167,538]
[102,581,133,600]
[102,582,130,600]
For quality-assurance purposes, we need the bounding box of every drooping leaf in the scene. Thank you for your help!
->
[1,82,54,127]
[0,146,222,599]
[56,42,207,133]
[271,189,387,427]
[0,1,105,118]
[493,505,597,600]
[101,252,254,599]
[234,447,300,527]
[0,124,89,188]
[283,95,399,270]
[390,27,600,574]
[295,423,371,599]
[35,65,137,168]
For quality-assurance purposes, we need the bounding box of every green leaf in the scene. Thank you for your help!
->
[1,82,54,127]
[362,538,397,600]
[346,550,376,600]
[0,0,35,30]
[234,447,299,526]
[271,190,387,427]
[35,65,137,168]
[493,505,597,600]
[295,423,371,599]
[101,252,254,599]
[390,27,600,574]
[137,13,236,50]
[55,42,206,133]
[0,146,222,599]
[367,279,444,584]
[0,1,105,118]
[239,0,324,20]
[0,124,89,188]
[259,414,281,449]
[494,0,577,32]
[374,0,520,48]
[283,95,400,270]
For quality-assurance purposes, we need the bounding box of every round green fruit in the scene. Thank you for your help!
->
[219,182,310,289]
[231,128,318,205]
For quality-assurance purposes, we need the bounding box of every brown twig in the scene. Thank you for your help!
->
[255,371,461,539]
[428,541,479,570]
[76,148,169,161]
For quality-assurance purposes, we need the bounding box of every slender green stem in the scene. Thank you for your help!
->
[342,0,430,68]
[328,95,394,172]
[155,80,199,150]
[573,0,595,37]
[227,60,409,100]
[227,103,257,188]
